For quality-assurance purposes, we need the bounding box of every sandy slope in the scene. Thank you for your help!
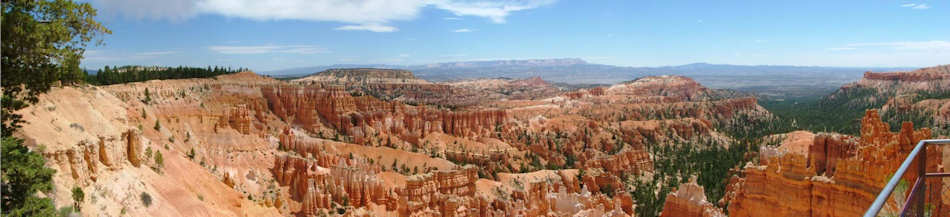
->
[15,81,280,216]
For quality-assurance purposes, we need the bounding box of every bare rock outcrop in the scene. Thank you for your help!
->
[98,137,113,167]
[660,178,725,217]
[582,149,652,176]
[272,154,391,214]
[124,130,142,167]
[262,86,507,144]
[295,68,426,84]
[724,109,944,217]
[862,65,950,82]
[398,166,479,216]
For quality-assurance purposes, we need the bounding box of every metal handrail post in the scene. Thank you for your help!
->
[915,144,925,217]
[863,139,950,217]
[864,140,924,217]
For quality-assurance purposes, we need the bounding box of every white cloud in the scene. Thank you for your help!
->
[208,45,328,54]
[815,41,950,66]
[453,28,473,32]
[196,0,425,24]
[826,47,856,51]
[912,3,930,9]
[843,41,950,51]
[444,17,462,20]
[92,0,554,32]
[429,0,556,23]
[335,23,398,32]
[900,3,930,9]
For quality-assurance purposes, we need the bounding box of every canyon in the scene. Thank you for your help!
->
[722,110,946,217]
[11,66,949,217]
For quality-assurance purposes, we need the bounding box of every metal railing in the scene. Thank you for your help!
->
[864,139,950,217]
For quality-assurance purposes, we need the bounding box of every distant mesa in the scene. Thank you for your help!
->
[510,76,551,87]
[622,75,697,84]
[862,64,950,81]
[293,68,428,84]
[267,58,910,90]
[316,68,416,79]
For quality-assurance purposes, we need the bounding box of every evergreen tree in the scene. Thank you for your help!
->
[2,1,109,215]
[143,88,152,104]
[1,137,58,217]
[85,65,244,85]
[71,187,84,211]
[154,151,164,168]
[2,0,111,136]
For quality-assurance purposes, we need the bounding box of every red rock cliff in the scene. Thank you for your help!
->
[261,86,507,145]
[863,65,950,82]
[660,178,726,217]
[724,110,943,217]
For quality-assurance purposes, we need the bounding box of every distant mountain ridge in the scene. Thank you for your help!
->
[266,64,405,78]
[417,58,588,68]
[315,68,417,79]
[292,68,429,84]
[265,59,912,94]
[761,64,950,136]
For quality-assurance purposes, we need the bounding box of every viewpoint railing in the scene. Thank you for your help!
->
[864,139,950,217]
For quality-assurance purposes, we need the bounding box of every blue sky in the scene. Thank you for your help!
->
[81,0,950,72]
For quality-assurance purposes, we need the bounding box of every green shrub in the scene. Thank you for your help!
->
[187,148,196,160]
[71,187,85,210]
[155,151,164,168]
[140,192,152,207]
[2,137,58,216]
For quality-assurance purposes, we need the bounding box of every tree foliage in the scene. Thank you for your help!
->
[2,1,111,215]
[85,65,246,85]
[2,0,110,136]
[761,87,886,135]
[154,150,164,167]
[140,192,152,207]
[763,86,950,137]
[1,137,58,216]
[71,187,84,210]
[630,129,781,217]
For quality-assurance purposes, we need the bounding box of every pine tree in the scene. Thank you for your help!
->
[2,0,111,136]
[2,137,58,216]
[143,88,152,104]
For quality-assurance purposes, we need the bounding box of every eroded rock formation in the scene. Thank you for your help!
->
[724,110,944,217]
[124,130,142,167]
[398,166,479,216]
[262,86,507,144]
[660,178,725,217]
[14,69,785,217]
[582,149,652,176]
[272,154,391,214]
[863,65,950,82]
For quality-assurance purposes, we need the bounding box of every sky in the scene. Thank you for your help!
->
[80,0,950,72]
